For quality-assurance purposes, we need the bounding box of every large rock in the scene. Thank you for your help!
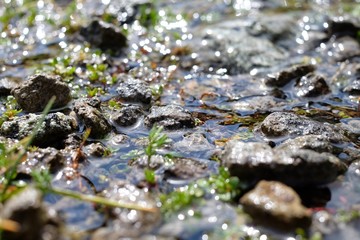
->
[240,180,312,229]
[144,105,195,129]
[0,187,62,240]
[11,74,71,112]
[221,141,346,186]
[0,112,77,146]
[255,112,346,142]
[73,98,111,138]
[80,20,127,51]
[116,79,152,104]
[111,104,144,126]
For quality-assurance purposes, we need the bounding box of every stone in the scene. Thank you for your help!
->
[80,20,127,51]
[116,79,152,104]
[163,158,208,180]
[240,180,312,229]
[11,74,71,112]
[327,18,360,39]
[0,112,77,147]
[144,105,195,129]
[255,112,346,142]
[84,142,110,157]
[221,141,346,186]
[1,187,62,240]
[111,105,143,126]
[73,98,111,138]
[295,73,330,97]
[265,64,315,87]
[343,79,360,95]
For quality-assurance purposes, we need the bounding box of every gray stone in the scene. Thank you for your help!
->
[116,79,152,104]
[295,73,330,97]
[0,112,77,146]
[111,105,143,126]
[265,64,315,87]
[73,98,111,138]
[144,105,195,129]
[221,141,346,186]
[343,79,360,95]
[80,20,127,51]
[255,112,346,142]
[163,158,208,180]
[1,187,62,240]
[240,180,312,229]
[11,74,71,112]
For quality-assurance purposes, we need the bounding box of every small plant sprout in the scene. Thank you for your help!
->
[145,125,168,167]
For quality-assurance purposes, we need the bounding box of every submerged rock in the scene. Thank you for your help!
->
[265,64,315,87]
[240,180,312,229]
[1,187,62,240]
[0,112,77,146]
[92,181,160,239]
[73,98,111,138]
[11,74,71,112]
[221,141,346,186]
[111,104,144,126]
[80,20,127,51]
[144,105,195,129]
[295,73,330,97]
[255,112,346,142]
[116,79,152,104]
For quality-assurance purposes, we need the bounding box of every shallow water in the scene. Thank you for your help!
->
[1,0,360,239]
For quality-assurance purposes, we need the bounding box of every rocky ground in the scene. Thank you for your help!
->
[1,0,360,239]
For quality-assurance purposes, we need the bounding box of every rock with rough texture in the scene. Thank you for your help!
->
[163,158,208,180]
[265,64,315,87]
[11,74,71,112]
[221,141,346,186]
[0,112,77,146]
[144,105,195,129]
[240,180,312,229]
[80,20,127,50]
[73,98,111,138]
[84,142,110,157]
[1,187,62,240]
[255,112,346,142]
[116,79,152,104]
[295,73,330,97]
[111,105,144,126]
[18,147,65,175]
[92,181,160,239]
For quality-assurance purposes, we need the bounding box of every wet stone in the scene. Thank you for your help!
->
[116,79,152,104]
[163,158,208,180]
[1,187,62,240]
[92,181,161,239]
[18,147,65,175]
[84,142,109,157]
[240,180,312,229]
[221,141,346,186]
[328,36,360,62]
[0,77,21,95]
[255,112,346,142]
[0,112,77,147]
[11,74,72,112]
[295,73,330,97]
[265,64,315,87]
[80,20,127,51]
[144,105,195,130]
[73,98,111,138]
[327,18,360,39]
[111,104,143,127]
